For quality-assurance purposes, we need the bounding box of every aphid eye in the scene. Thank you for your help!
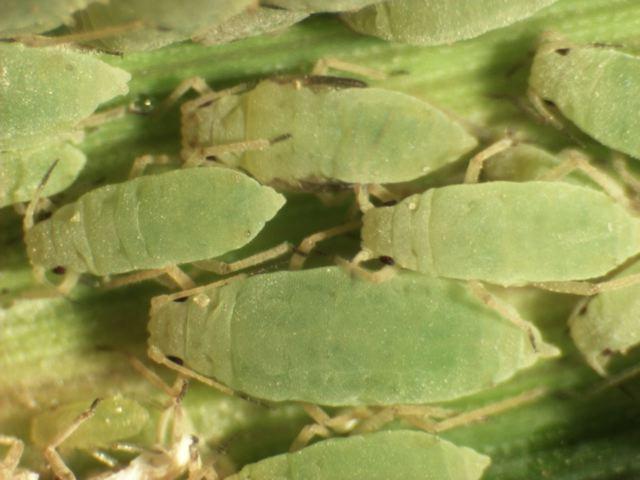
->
[52,266,66,275]
[167,355,184,365]
[129,94,155,115]
[270,133,293,144]
[379,255,395,266]
[543,98,557,108]
[173,296,189,303]
[554,48,571,56]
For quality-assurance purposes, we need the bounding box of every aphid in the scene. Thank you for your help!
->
[569,259,640,375]
[24,167,285,291]
[180,76,478,191]
[71,0,255,53]
[262,1,384,13]
[226,430,490,480]
[193,7,309,46]
[529,37,640,159]
[0,142,86,209]
[148,266,557,407]
[0,43,130,151]
[341,0,558,46]
[360,180,640,289]
[0,0,101,38]
[31,396,150,478]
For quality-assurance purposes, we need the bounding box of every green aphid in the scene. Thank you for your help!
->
[361,181,640,286]
[0,43,130,150]
[227,431,491,480]
[71,0,255,52]
[0,142,86,209]
[148,267,557,406]
[342,0,558,45]
[570,260,640,375]
[182,77,477,190]
[25,167,284,279]
[529,38,640,159]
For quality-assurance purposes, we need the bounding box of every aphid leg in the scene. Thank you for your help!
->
[352,405,452,434]
[533,271,640,296]
[526,88,566,130]
[289,221,361,270]
[431,388,547,433]
[159,77,215,114]
[540,150,631,209]
[151,274,247,309]
[354,184,375,212]
[367,184,399,204]
[290,405,372,451]
[613,154,640,195]
[464,137,515,183]
[128,154,173,179]
[44,398,101,480]
[56,270,81,296]
[78,106,128,130]
[147,346,237,397]
[102,268,168,290]
[13,21,144,47]
[335,255,397,284]
[164,266,197,290]
[312,58,387,81]
[87,449,119,468]
[589,363,640,396]
[467,281,560,358]
[194,242,293,275]
[0,435,25,476]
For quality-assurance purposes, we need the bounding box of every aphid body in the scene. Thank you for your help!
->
[529,40,640,159]
[25,167,284,276]
[182,77,477,190]
[0,43,130,150]
[362,181,640,286]
[342,0,558,46]
[148,267,557,406]
[227,430,490,480]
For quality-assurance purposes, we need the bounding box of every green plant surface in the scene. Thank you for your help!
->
[2,1,640,478]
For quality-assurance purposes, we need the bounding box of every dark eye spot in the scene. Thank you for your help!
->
[382,200,398,206]
[173,296,189,303]
[379,256,395,266]
[554,48,571,56]
[40,211,53,221]
[601,348,614,357]
[167,355,184,365]
[52,266,66,275]
[543,99,557,108]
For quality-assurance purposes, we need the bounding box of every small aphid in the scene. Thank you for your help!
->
[180,76,478,191]
[262,1,384,12]
[193,7,309,46]
[0,142,86,209]
[0,43,130,150]
[226,430,490,480]
[71,0,255,53]
[341,0,558,46]
[569,260,640,375]
[24,167,285,291]
[529,37,640,159]
[148,267,557,406]
[360,180,640,289]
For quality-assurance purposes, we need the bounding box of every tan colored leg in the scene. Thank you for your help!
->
[613,155,640,195]
[44,398,101,480]
[194,242,292,275]
[352,405,452,435]
[335,256,397,284]
[164,266,196,290]
[78,106,127,130]
[150,274,247,310]
[367,184,399,204]
[431,388,547,433]
[13,20,144,47]
[464,137,515,184]
[128,154,172,179]
[147,346,236,398]
[289,222,361,270]
[88,449,118,468]
[0,435,24,475]
[589,363,640,396]
[159,77,214,114]
[23,160,59,233]
[103,266,195,291]
[541,150,631,209]
[354,184,375,213]
[184,139,274,168]
[56,270,81,296]
[312,58,387,81]
[527,89,566,130]
[290,405,372,451]
[533,272,640,296]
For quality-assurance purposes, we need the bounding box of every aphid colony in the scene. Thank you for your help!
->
[3,2,640,479]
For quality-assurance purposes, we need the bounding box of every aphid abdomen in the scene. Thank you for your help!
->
[26,168,285,276]
[149,267,553,405]
[229,431,490,480]
[530,45,640,158]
